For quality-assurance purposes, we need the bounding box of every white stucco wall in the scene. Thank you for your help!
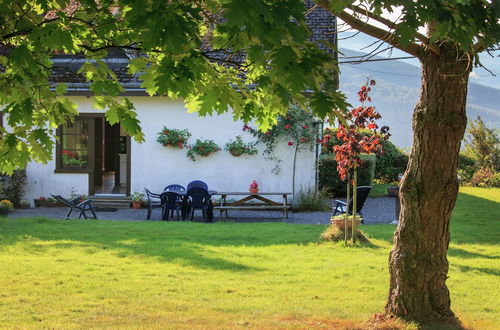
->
[23,96,317,202]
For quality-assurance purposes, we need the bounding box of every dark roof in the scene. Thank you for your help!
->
[3,2,336,93]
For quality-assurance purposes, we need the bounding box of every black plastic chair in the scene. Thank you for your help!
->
[164,184,186,192]
[187,180,208,191]
[160,191,183,220]
[50,194,97,220]
[332,186,372,222]
[145,188,162,220]
[186,187,212,221]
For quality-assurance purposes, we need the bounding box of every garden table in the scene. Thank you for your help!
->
[212,192,291,221]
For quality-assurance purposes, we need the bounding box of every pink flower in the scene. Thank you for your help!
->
[288,141,294,146]
[303,125,309,129]
[285,124,290,129]
[300,137,307,142]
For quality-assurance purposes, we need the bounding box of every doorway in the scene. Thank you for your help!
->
[90,116,130,196]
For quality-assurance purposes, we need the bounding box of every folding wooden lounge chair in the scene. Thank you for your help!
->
[332,186,372,223]
[51,194,98,220]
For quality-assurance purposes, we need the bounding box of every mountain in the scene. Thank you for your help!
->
[338,49,500,148]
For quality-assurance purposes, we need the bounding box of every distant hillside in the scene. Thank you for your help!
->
[338,49,500,148]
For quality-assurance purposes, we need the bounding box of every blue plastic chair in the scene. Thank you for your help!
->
[187,180,208,191]
[160,191,183,220]
[144,188,162,220]
[186,187,212,221]
[164,184,186,192]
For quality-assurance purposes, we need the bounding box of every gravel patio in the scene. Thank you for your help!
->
[7,197,398,225]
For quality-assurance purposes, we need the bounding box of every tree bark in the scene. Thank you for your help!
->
[385,42,471,322]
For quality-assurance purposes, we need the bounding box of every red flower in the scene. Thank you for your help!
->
[367,123,377,130]
[300,137,307,142]
[288,141,294,146]
[265,131,271,135]
[285,124,290,129]
[317,139,323,143]
[303,125,309,129]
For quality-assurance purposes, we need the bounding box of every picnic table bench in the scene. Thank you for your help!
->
[212,192,291,221]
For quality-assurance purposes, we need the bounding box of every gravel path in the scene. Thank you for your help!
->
[7,197,398,225]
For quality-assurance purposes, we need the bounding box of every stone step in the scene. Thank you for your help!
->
[89,195,132,208]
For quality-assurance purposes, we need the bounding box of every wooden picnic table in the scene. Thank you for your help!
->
[212,192,292,221]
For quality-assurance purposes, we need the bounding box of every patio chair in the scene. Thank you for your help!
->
[164,184,186,192]
[332,186,372,223]
[50,194,97,220]
[187,180,208,191]
[160,191,183,220]
[144,188,162,220]
[186,187,212,221]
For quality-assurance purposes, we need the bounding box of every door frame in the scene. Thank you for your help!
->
[84,113,131,196]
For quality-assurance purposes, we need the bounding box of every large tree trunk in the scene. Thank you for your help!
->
[385,43,471,322]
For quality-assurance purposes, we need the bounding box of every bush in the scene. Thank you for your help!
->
[322,128,407,183]
[0,170,27,207]
[292,186,330,212]
[319,154,376,197]
[469,167,500,187]
[458,153,477,183]
[375,140,408,183]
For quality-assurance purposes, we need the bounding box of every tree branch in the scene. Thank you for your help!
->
[348,4,440,55]
[316,0,422,58]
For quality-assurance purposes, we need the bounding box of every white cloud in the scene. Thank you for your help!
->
[469,71,480,79]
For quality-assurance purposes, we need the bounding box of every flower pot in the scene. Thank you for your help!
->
[132,201,142,209]
[331,218,361,230]
[0,209,10,217]
[34,199,41,208]
[230,150,243,157]
[387,186,399,197]
[249,188,259,194]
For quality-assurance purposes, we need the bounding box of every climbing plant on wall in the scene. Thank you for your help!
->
[245,106,319,196]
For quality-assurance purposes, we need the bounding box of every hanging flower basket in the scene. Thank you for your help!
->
[156,127,191,149]
[186,139,221,161]
[224,136,257,157]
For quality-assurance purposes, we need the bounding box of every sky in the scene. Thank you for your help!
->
[337,17,500,89]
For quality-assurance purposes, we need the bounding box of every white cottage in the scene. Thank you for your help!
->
[23,95,319,202]
[14,2,336,203]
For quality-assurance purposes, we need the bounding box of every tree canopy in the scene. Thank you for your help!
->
[0,0,348,173]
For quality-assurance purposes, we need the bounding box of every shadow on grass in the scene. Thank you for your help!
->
[447,246,499,260]
[0,217,325,272]
[456,265,500,276]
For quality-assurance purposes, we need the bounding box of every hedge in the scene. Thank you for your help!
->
[319,154,376,198]
[0,169,27,207]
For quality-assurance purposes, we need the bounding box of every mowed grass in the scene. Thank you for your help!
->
[0,187,498,328]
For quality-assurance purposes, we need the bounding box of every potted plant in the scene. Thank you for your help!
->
[186,139,221,161]
[224,136,258,157]
[156,127,191,149]
[42,197,58,207]
[0,199,14,216]
[131,192,144,209]
[330,215,362,230]
[19,199,31,209]
[249,180,259,194]
[34,196,46,208]
[61,150,87,169]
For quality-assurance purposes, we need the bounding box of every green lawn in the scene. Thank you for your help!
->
[0,187,498,328]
